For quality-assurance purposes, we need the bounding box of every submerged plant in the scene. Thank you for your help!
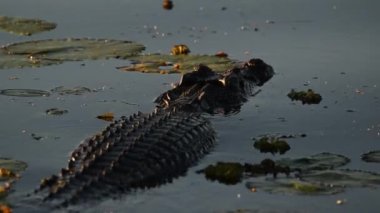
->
[253,136,290,155]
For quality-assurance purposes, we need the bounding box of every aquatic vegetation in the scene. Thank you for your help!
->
[50,86,93,95]
[0,158,27,200]
[253,136,290,155]
[199,159,290,185]
[0,16,56,36]
[245,179,343,195]
[96,112,115,122]
[201,153,380,196]
[0,38,145,69]
[302,169,380,188]
[45,108,68,116]
[361,150,380,163]
[0,89,50,97]
[201,162,244,185]
[276,152,350,172]
[119,53,235,74]
[287,89,322,104]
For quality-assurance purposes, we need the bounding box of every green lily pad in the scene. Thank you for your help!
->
[0,158,27,176]
[276,152,350,172]
[302,169,380,187]
[50,86,94,95]
[0,38,145,69]
[361,150,380,163]
[0,158,27,200]
[118,53,236,74]
[0,89,50,97]
[246,178,344,195]
[0,16,56,36]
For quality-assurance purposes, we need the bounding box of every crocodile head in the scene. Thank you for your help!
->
[155,58,274,114]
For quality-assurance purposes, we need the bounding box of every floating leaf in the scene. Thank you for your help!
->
[0,89,50,97]
[287,89,322,104]
[302,169,380,187]
[253,136,290,155]
[276,152,350,172]
[361,150,380,163]
[118,54,236,74]
[0,16,56,36]
[246,178,343,195]
[0,158,27,198]
[0,158,27,176]
[50,86,93,95]
[0,38,145,69]
[96,112,114,122]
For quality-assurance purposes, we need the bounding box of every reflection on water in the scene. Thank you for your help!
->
[1,0,379,212]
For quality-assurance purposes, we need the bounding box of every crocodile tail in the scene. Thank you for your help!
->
[34,109,215,208]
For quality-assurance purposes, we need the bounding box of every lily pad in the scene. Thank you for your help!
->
[246,178,343,195]
[50,86,93,95]
[0,16,56,36]
[361,150,380,163]
[0,158,27,200]
[0,38,145,69]
[118,53,236,74]
[276,152,350,172]
[302,169,380,187]
[0,89,50,97]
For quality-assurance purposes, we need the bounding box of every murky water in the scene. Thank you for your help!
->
[1,0,379,212]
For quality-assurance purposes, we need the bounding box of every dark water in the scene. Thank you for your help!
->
[1,0,379,212]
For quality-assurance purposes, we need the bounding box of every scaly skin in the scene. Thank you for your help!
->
[19,58,273,210]
[30,109,215,208]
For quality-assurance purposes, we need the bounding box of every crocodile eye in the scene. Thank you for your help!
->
[171,44,190,55]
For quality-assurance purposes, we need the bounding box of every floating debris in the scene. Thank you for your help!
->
[215,51,228,58]
[287,89,322,104]
[361,150,380,163]
[0,158,27,182]
[171,44,190,55]
[0,204,12,213]
[119,54,235,74]
[96,112,114,122]
[0,38,145,69]
[336,199,346,205]
[45,108,68,115]
[31,133,44,141]
[162,0,174,10]
[0,16,56,36]
[0,89,50,97]
[253,136,290,155]
[50,86,93,95]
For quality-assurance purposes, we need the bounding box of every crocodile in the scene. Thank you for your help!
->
[18,58,274,211]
